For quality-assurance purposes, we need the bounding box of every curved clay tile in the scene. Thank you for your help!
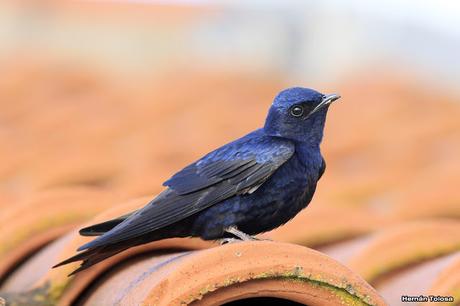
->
[318,236,374,264]
[0,188,117,282]
[422,253,460,306]
[308,223,460,305]
[0,190,388,305]
[375,252,459,306]
[0,193,386,306]
[78,242,387,306]
[0,234,212,306]
[1,235,74,292]
[57,238,214,306]
[0,196,213,305]
[0,239,387,305]
[267,203,386,247]
[346,220,460,284]
[391,159,460,220]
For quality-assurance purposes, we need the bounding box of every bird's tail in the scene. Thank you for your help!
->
[79,212,135,236]
[52,211,138,274]
[55,213,189,275]
[52,243,133,276]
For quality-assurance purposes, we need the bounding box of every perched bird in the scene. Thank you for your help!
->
[54,87,340,275]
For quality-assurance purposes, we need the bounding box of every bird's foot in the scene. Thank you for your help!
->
[224,225,259,241]
[219,238,241,245]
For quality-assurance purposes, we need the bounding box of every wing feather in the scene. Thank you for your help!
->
[78,133,294,251]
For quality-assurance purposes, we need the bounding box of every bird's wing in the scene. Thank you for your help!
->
[78,134,294,251]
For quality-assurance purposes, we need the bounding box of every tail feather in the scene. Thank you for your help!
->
[79,212,134,236]
[53,211,184,276]
[53,243,132,276]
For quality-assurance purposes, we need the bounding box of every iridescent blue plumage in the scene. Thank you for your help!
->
[54,87,340,275]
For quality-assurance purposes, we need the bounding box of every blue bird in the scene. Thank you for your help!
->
[54,87,340,275]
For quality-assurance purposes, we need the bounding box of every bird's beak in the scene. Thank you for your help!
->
[305,93,341,119]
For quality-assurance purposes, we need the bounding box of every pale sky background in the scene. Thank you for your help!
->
[1,0,459,91]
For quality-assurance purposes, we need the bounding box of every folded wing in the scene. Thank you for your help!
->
[78,134,294,251]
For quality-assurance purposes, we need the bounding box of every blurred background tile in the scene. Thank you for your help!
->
[0,1,459,305]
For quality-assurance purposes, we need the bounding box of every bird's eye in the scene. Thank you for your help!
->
[290,105,304,117]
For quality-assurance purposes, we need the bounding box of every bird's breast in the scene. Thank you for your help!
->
[258,151,321,209]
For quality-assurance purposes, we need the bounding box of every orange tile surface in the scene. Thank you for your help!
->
[0,52,459,305]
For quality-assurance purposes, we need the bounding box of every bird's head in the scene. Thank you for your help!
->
[264,87,340,145]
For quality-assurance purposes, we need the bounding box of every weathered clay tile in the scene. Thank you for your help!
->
[0,37,459,306]
[82,242,387,306]
[422,254,460,306]
[27,196,214,306]
[0,188,117,282]
[376,252,459,306]
[267,203,388,247]
[346,220,460,283]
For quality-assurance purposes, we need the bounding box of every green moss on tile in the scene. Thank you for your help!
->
[0,283,55,306]
[186,266,380,306]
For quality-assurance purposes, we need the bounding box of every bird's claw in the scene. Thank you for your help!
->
[224,225,259,241]
[219,238,241,245]
[219,226,268,245]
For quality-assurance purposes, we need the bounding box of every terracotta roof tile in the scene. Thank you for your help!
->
[346,220,460,283]
[29,197,214,305]
[0,55,459,305]
[0,188,117,282]
[423,254,460,305]
[376,252,459,306]
[268,204,388,247]
[1,241,386,306]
